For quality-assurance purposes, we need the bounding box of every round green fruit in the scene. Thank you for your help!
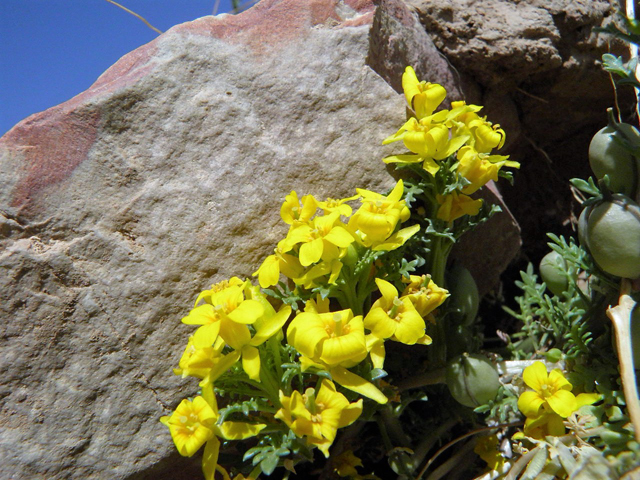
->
[446,353,501,408]
[589,124,640,197]
[539,250,568,296]
[446,264,479,326]
[586,194,640,279]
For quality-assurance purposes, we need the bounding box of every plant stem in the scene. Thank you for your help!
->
[396,367,447,391]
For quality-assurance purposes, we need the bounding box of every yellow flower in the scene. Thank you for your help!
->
[316,194,360,217]
[161,396,217,457]
[364,278,431,345]
[275,380,363,457]
[348,181,411,247]
[253,248,305,288]
[474,434,505,472]
[383,117,468,175]
[401,274,449,318]
[456,146,520,194]
[182,281,264,348]
[280,191,317,225]
[173,336,235,383]
[287,309,368,367]
[334,450,368,479]
[287,305,387,404]
[520,388,600,439]
[449,103,506,153]
[517,362,577,418]
[281,211,354,267]
[436,191,482,222]
[401,66,447,120]
[161,392,266,480]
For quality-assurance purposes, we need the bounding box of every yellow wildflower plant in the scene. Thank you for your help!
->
[364,278,431,345]
[517,362,601,419]
[436,191,483,222]
[348,180,413,247]
[400,274,449,319]
[274,380,363,457]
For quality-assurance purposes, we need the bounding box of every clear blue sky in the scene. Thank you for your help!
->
[0,0,239,137]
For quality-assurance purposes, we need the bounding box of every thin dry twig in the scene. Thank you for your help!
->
[415,422,524,479]
[606,279,640,442]
[104,0,163,35]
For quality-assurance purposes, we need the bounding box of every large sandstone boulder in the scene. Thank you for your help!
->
[0,0,519,478]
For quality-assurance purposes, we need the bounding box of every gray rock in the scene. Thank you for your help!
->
[0,0,520,478]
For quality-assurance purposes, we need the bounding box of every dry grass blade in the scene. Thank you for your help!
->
[104,0,163,35]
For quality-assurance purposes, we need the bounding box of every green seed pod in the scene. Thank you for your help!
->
[539,251,569,296]
[545,348,564,363]
[446,264,479,326]
[589,124,640,197]
[445,353,501,408]
[585,194,640,279]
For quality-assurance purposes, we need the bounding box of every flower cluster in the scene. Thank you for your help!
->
[254,180,419,290]
[516,362,600,439]
[383,66,519,222]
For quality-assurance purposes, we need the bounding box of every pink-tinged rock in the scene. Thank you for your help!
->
[0,0,519,478]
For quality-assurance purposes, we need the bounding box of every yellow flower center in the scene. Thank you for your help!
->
[311,413,323,423]
[540,384,552,397]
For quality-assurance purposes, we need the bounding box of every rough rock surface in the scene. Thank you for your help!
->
[408,0,625,261]
[0,0,520,478]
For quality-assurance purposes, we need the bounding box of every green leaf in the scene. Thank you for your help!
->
[260,452,279,475]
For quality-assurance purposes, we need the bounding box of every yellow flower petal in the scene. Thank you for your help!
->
[202,437,221,480]
[218,421,266,440]
[299,237,324,266]
[330,366,388,404]
[522,362,548,392]
[547,389,577,418]
[548,369,573,391]
[227,299,264,324]
[241,345,261,381]
[518,390,545,417]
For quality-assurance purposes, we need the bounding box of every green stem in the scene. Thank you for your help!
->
[268,337,283,381]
